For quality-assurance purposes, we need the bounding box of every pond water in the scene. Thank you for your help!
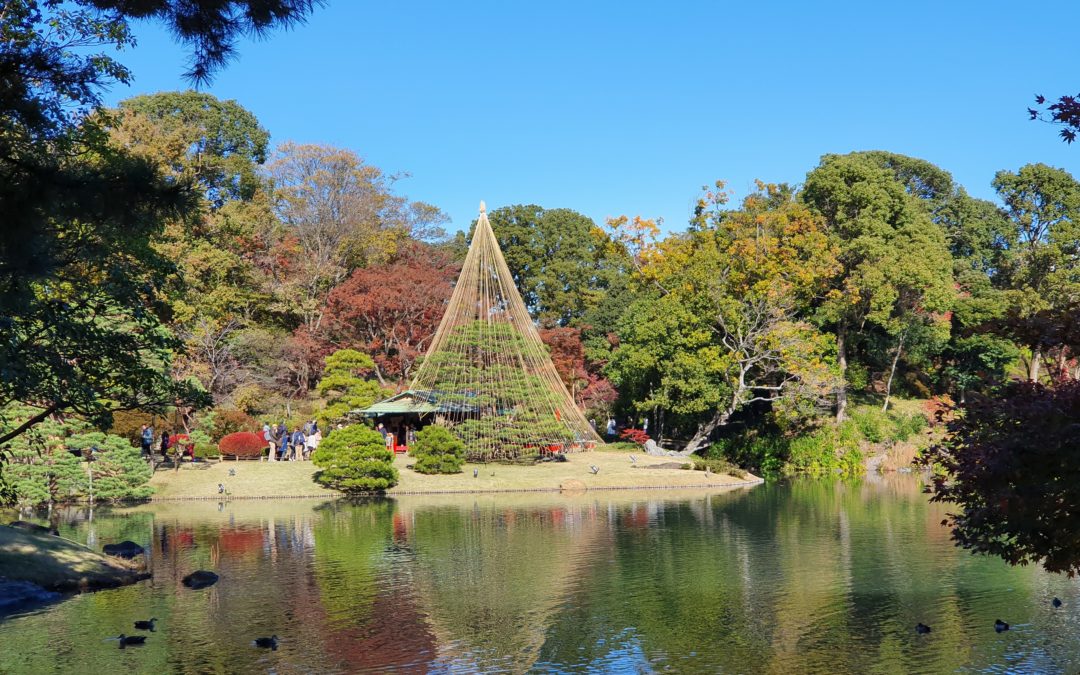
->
[1,477,1078,674]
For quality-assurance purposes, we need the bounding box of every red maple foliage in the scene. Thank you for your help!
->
[619,428,650,445]
[539,327,618,417]
[218,431,266,458]
[322,243,459,387]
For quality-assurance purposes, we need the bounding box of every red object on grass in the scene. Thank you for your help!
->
[218,432,266,458]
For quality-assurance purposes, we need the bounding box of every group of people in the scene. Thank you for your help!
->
[263,421,322,461]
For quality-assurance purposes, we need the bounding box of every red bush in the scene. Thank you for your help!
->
[619,428,650,445]
[218,432,266,458]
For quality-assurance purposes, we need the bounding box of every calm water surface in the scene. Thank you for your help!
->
[1,477,1078,674]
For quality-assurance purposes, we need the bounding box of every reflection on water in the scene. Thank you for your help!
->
[1,477,1079,674]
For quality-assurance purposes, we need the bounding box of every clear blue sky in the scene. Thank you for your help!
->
[103,0,1079,234]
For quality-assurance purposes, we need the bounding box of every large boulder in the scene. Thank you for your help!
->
[103,541,145,559]
[182,570,219,589]
[643,439,667,456]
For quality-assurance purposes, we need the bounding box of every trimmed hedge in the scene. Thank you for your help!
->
[218,432,266,458]
[410,425,465,474]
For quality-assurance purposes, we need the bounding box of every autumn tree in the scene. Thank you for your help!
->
[268,143,448,333]
[0,1,318,448]
[538,326,618,422]
[1029,92,1080,144]
[802,153,955,420]
[919,380,1080,575]
[607,183,841,453]
[322,243,458,387]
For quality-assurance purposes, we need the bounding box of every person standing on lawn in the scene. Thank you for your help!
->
[264,423,276,462]
[291,427,306,461]
[141,425,154,457]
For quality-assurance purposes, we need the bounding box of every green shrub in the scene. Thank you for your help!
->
[688,456,748,479]
[851,407,889,443]
[603,441,641,452]
[312,425,398,492]
[892,412,927,441]
[193,444,220,460]
[410,425,465,474]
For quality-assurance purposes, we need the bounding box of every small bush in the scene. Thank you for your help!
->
[193,444,220,460]
[619,428,650,445]
[851,407,889,443]
[312,425,398,492]
[410,425,465,474]
[218,432,266,458]
[604,441,641,452]
[688,456,748,480]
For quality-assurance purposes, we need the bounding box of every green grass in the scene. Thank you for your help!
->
[146,451,761,499]
[0,526,148,591]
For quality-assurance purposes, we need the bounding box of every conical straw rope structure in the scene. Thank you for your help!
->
[411,202,602,460]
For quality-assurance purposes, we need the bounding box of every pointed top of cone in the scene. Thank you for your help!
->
[479,200,486,214]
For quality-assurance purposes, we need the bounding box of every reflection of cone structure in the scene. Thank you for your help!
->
[403,500,604,672]
[411,201,601,459]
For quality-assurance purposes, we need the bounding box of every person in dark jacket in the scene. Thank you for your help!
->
[277,426,289,461]
[160,430,171,460]
[140,425,154,456]
[290,429,306,461]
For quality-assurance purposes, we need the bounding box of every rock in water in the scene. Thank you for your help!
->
[103,541,145,559]
[182,570,219,589]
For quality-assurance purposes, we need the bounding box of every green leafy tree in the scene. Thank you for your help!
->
[315,349,391,424]
[312,424,398,492]
[410,425,466,474]
[116,91,270,205]
[607,183,841,453]
[485,205,630,328]
[991,163,1080,381]
[0,1,319,449]
[802,153,955,419]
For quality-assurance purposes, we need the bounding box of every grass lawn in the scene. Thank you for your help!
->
[0,526,148,591]
[147,448,759,500]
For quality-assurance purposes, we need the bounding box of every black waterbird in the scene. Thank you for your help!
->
[1052,597,1062,608]
[113,634,147,648]
[994,619,1009,633]
[253,635,279,650]
[915,623,931,634]
[134,618,156,631]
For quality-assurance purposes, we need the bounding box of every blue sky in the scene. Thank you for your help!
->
[103,0,1079,234]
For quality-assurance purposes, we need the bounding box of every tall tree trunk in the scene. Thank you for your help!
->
[836,325,849,422]
[882,331,905,412]
[679,409,732,456]
[1029,346,1042,382]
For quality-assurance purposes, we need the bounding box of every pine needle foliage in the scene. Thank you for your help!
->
[410,425,465,474]
[312,424,398,493]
